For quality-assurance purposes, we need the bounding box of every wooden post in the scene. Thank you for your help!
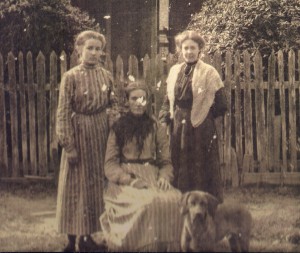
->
[158,0,169,59]
[150,0,158,60]
[0,53,8,177]
[8,52,20,177]
[105,0,112,58]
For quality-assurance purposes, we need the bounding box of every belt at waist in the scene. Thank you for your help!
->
[175,101,192,110]
[121,158,155,165]
[73,107,106,116]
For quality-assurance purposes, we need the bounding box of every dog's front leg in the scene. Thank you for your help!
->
[181,224,192,252]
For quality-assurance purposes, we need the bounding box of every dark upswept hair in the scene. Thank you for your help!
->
[124,81,150,100]
[175,30,206,52]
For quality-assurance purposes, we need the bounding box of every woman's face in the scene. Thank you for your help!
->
[128,89,148,116]
[81,38,103,65]
[181,39,200,63]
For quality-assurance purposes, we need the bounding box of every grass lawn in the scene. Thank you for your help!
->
[0,182,300,252]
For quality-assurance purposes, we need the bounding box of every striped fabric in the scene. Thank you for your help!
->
[100,163,183,252]
[56,63,115,235]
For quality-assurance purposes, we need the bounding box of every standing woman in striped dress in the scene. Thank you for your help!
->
[56,30,118,252]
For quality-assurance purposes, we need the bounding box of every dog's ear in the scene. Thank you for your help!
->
[180,192,191,215]
[204,192,219,217]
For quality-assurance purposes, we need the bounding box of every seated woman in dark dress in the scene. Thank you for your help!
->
[100,82,182,252]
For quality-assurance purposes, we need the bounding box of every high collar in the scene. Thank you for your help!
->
[80,62,99,70]
[185,60,198,67]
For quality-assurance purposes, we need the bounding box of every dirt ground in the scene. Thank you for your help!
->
[0,182,300,252]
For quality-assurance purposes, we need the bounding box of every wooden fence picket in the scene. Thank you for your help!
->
[213,50,225,177]
[278,50,287,172]
[8,52,20,177]
[288,50,297,172]
[36,52,47,176]
[18,52,29,175]
[0,53,8,176]
[254,51,267,172]
[234,52,242,186]
[267,52,276,172]
[50,51,59,176]
[26,52,37,175]
[128,54,139,80]
[223,50,232,185]
[243,50,253,172]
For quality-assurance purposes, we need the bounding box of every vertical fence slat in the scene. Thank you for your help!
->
[254,51,267,172]
[278,50,287,172]
[115,55,125,107]
[243,50,254,172]
[234,52,242,186]
[152,54,165,116]
[36,52,47,176]
[18,52,28,175]
[27,52,37,175]
[213,50,225,178]
[70,50,78,69]
[0,53,8,176]
[288,50,297,171]
[50,51,59,179]
[223,51,232,185]
[60,51,67,82]
[8,52,20,177]
[267,52,276,172]
[105,54,113,74]
[128,54,139,80]
[144,54,155,115]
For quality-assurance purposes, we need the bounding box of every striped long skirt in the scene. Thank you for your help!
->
[56,111,109,235]
[100,163,183,252]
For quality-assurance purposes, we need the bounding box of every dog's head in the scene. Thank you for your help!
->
[180,191,220,223]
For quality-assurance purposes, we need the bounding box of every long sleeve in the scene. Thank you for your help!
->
[211,87,228,118]
[158,94,171,125]
[56,73,76,152]
[155,122,174,182]
[104,130,133,185]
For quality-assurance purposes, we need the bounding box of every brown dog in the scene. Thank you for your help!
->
[180,191,252,252]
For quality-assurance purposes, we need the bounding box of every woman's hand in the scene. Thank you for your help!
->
[157,177,171,191]
[66,148,79,165]
[130,178,149,189]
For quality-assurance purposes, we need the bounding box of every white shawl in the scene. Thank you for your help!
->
[166,60,224,127]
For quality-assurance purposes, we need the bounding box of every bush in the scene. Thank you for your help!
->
[188,0,300,57]
[0,0,100,56]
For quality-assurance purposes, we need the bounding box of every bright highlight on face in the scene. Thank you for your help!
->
[181,39,200,63]
[128,89,148,116]
[81,38,103,65]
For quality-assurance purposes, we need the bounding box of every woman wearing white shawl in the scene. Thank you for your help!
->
[159,30,227,202]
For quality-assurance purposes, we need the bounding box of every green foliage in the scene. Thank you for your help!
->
[188,0,300,56]
[0,0,100,56]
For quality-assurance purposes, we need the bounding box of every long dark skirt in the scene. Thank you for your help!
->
[171,106,223,202]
